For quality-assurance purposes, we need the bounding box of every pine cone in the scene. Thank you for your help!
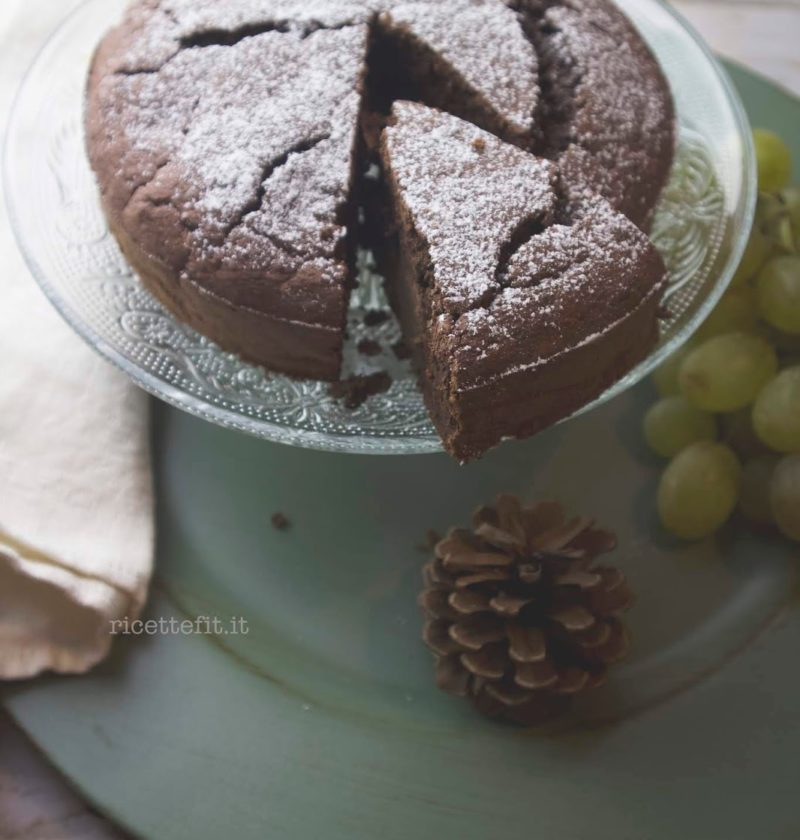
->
[420,495,633,726]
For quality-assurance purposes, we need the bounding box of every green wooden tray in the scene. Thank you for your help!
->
[4,61,800,840]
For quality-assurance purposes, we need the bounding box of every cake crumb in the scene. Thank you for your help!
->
[271,512,291,531]
[357,338,382,357]
[329,372,392,409]
[472,137,486,154]
[363,309,390,327]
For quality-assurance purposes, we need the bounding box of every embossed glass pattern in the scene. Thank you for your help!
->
[4,0,756,454]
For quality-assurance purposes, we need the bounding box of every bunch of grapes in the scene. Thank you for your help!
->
[647,129,800,543]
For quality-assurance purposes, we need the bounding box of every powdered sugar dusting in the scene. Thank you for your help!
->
[171,29,364,230]
[93,0,548,323]
[384,101,557,314]
[450,196,666,388]
[112,0,540,140]
[112,0,373,72]
[162,0,372,34]
[529,0,675,225]
[93,21,368,324]
[384,0,539,135]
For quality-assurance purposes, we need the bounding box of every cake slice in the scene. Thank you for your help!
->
[372,0,540,148]
[379,102,667,460]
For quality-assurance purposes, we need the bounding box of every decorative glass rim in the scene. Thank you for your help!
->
[3,0,757,455]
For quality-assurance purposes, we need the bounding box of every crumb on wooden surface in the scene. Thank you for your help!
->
[271,512,291,531]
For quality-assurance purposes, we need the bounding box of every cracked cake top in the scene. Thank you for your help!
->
[381,100,558,316]
[452,199,667,390]
[89,22,369,325]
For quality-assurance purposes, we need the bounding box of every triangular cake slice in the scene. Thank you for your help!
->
[379,101,667,460]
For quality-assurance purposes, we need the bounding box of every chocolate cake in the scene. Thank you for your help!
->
[86,0,675,458]
[379,102,667,460]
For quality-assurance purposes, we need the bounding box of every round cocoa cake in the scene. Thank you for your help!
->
[86,0,674,458]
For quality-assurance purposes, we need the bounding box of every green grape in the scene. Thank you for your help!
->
[658,442,742,540]
[679,333,778,412]
[755,256,800,334]
[651,343,694,397]
[739,455,780,526]
[732,226,770,286]
[753,366,800,453]
[644,396,717,459]
[770,455,800,542]
[695,287,758,342]
[753,129,793,193]
[721,408,769,459]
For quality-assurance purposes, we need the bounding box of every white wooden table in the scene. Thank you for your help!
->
[1,2,799,838]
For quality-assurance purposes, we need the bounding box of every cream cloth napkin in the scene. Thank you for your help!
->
[0,0,154,679]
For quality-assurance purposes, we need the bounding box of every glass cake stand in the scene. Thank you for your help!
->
[4,0,756,455]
